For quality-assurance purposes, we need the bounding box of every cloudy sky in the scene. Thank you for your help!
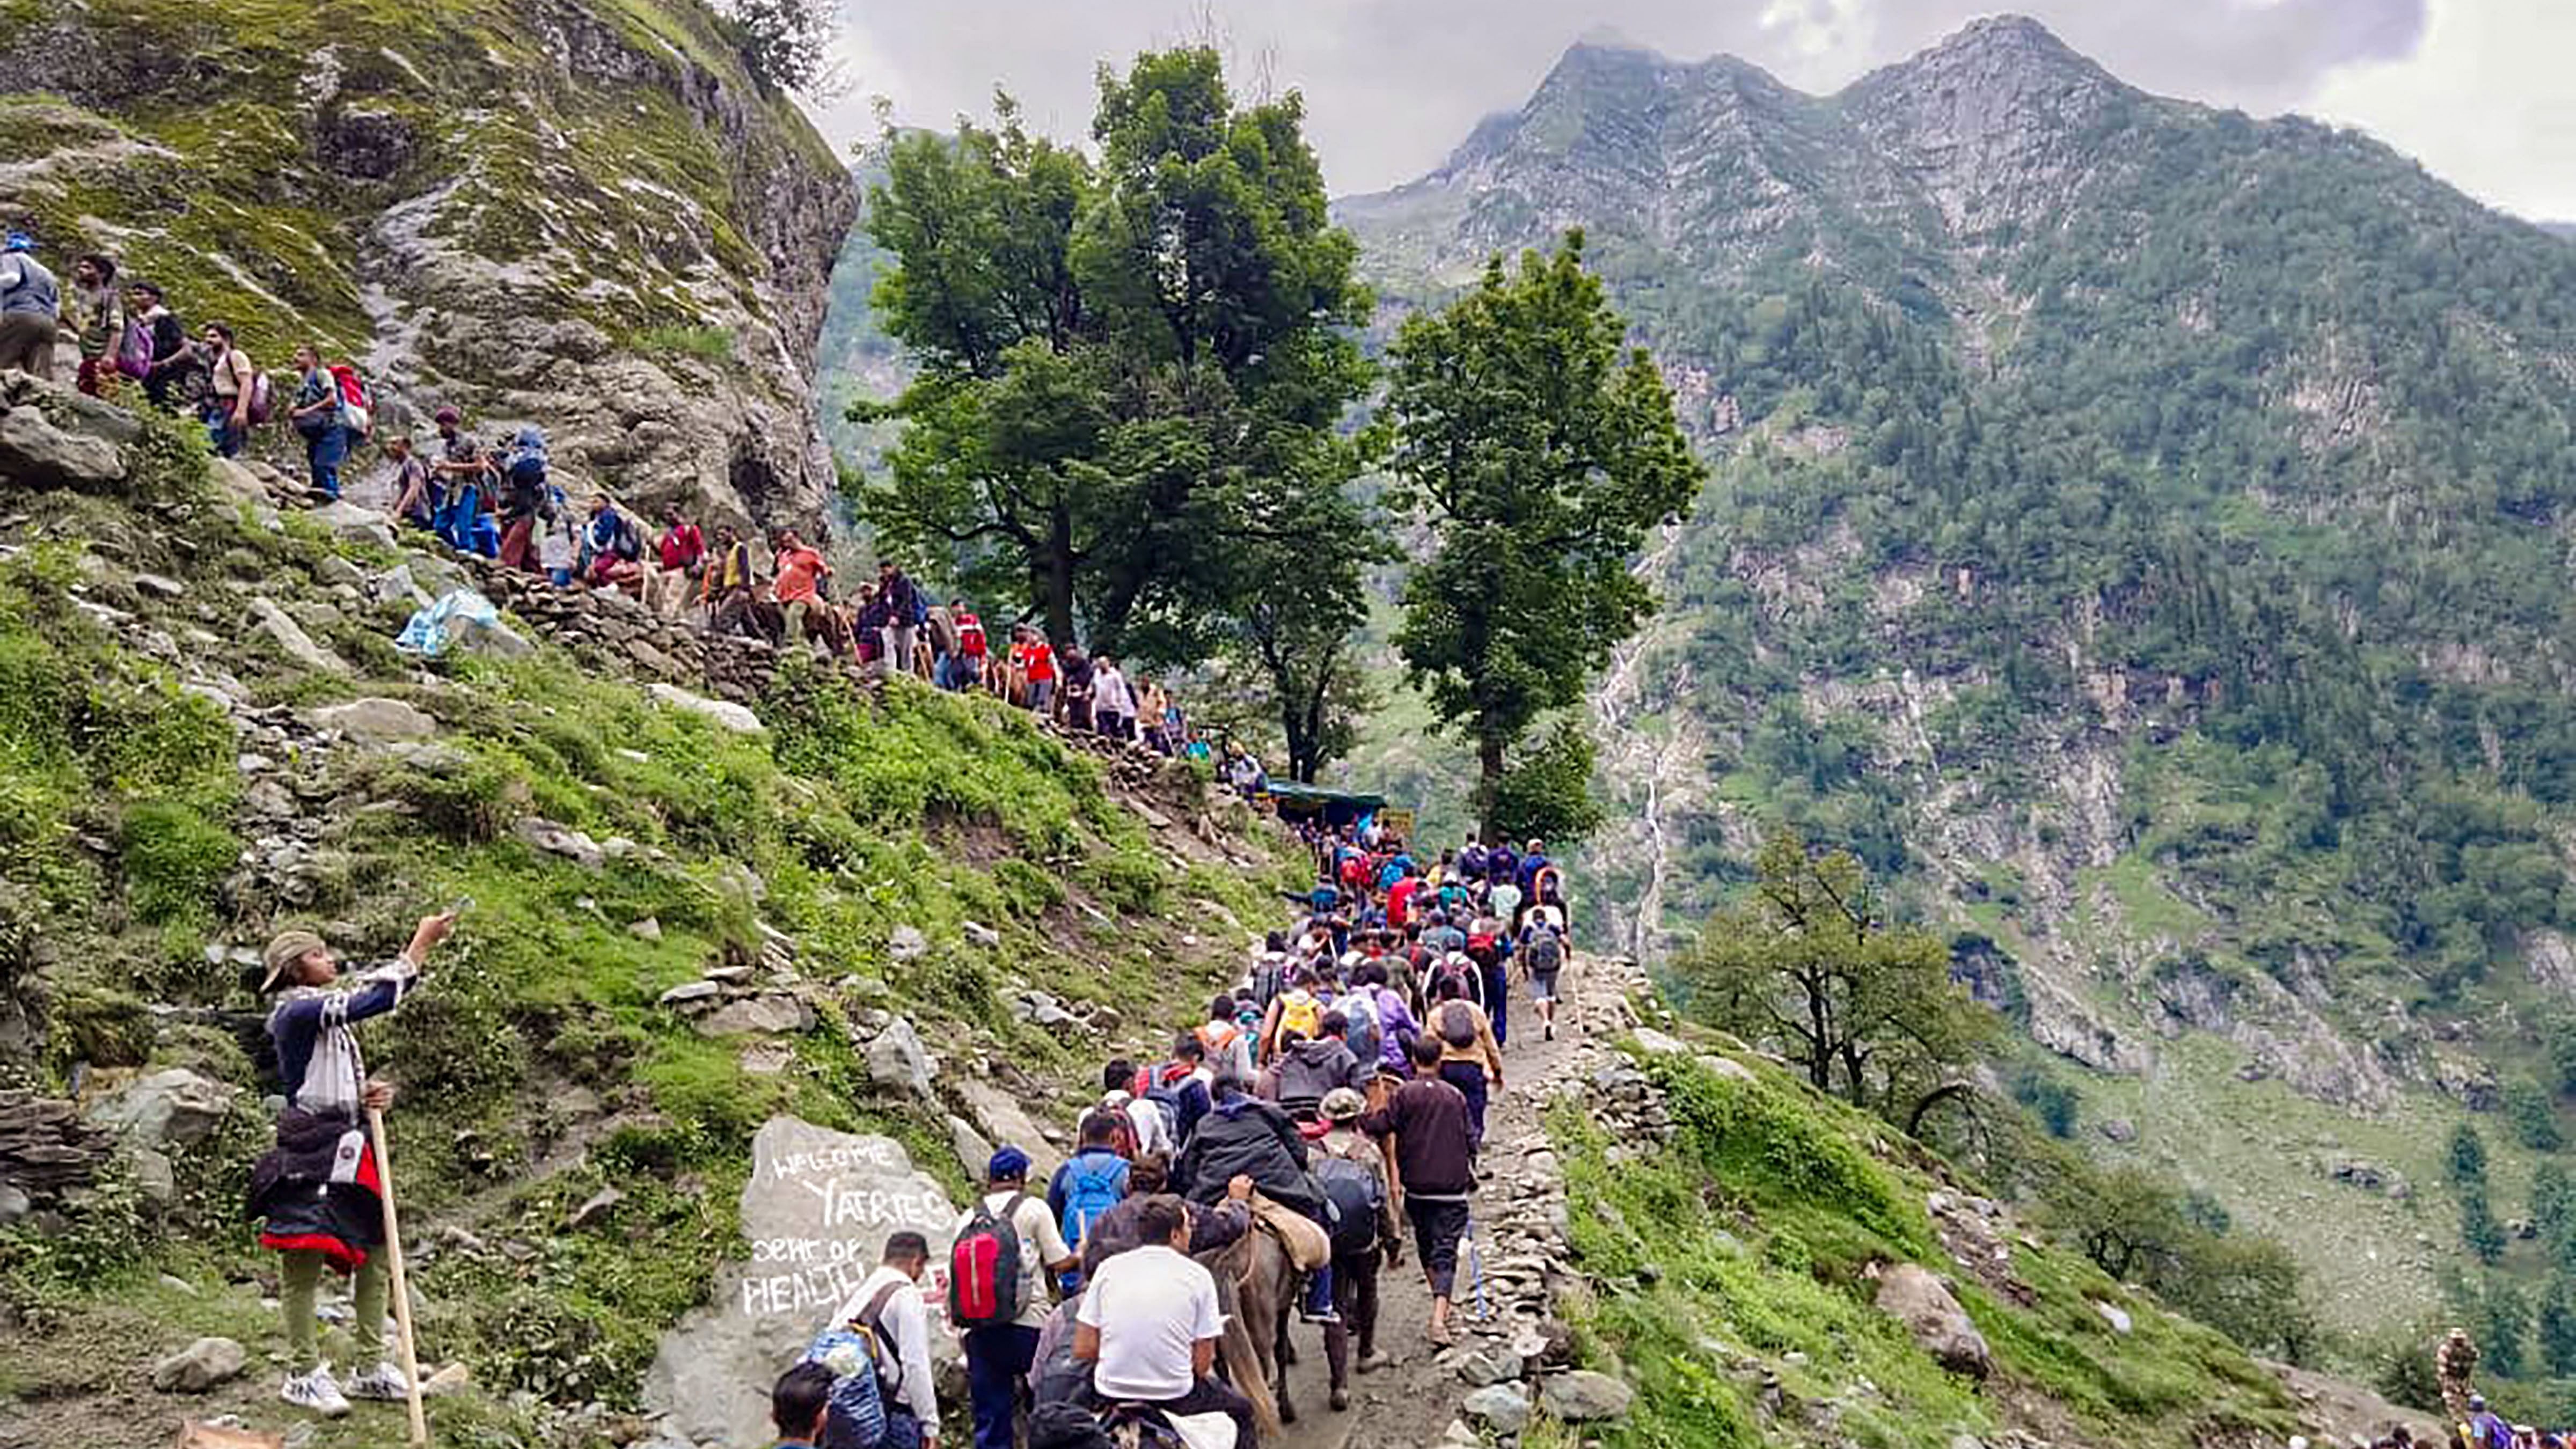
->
[809,0,2573,223]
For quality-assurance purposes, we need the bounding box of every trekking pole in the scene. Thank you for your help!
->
[367,1105,430,1446]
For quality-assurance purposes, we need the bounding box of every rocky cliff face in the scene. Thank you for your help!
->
[0,0,854,531]
[1336,15,2576,1333]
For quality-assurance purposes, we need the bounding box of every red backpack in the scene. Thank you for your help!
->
[326,362,372,437]
[947,1192,1030,1330]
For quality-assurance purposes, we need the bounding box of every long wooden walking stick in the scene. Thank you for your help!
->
[367,1105,429,1445]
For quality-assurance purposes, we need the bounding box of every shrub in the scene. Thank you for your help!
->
[118,799,237,925]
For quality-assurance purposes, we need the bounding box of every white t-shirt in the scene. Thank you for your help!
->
[1077,1244,1225,1400]
[951,1190,1071,1330]
[830,1265,940,1434]
[1124,1094,1174,1160]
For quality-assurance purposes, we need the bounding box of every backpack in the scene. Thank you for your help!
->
[1055,1154,1129,1286]
[1314,1155,1384,1257]
[1248,956,1287,1012]
[1277,991,1322,1043]
[1465,932,1499,965]
[244,371,276,426]
[326,362,371,436]
[1308,883,1341,915]
[909,587,928,626]
[956,614,986,655]
[1436,1000,1481,1050]
[614,513,643,561]
[1524,931,1564,975]
[803,1322,891,1449]
[115,318,152,379]
[947,1191,1030,1330]
[1375,985,1419,1057]
[1339,986,1381,1068]
[1131,1070,1188,1138]
[850,1279,911,1405]
[1438,882,1469,916]
[1435,956,1483,1011]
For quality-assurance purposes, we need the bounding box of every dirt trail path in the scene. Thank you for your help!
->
[1269,955,1626,1448]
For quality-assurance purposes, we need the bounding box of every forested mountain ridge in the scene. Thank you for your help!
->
[1337,14,2576,1332]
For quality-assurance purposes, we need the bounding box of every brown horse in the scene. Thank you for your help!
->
[1202,1227,1300,1439]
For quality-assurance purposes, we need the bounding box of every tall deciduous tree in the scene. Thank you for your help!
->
[1381,229,1700,838]
[857,51,1372,664]
[1676,826,1997,1123]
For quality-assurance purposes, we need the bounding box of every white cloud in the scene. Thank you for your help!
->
[795,0,2570,222]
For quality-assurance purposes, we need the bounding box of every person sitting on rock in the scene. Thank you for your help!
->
[249,910,456,1417]
[582,492,643,593]
[1071,1193,1260,1449]
[707,523,762,638]
[381,433,435,533]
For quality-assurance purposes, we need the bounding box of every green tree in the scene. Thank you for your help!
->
[2541,1274,2576,1377]
[857,52,1371,660]
[1381,230,1701,836]
[1485,720,1608,845]
[2009,1065,2080,1138]
[1219,520,1380,781]
[1675,825,1997,1122]
[720,0,832,91]
[2507,1077,2565,1151]
[2463,1186,2507,1264]
[2549,1017,2576,1095]
[2482,1279,2532,1379]
[2452,1123,2491,1188]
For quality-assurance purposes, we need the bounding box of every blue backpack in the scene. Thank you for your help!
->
[1057,1154,1129,1289]
[803,1322,891,1449]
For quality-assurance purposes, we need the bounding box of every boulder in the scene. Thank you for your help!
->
[151,1335,247,1393]
[303,697,437,742]
[888,925,929,963]
[961,920,1001,948]
[1539,1370,1635,1422]
[93,1069,236,1148]
[946,1115,995,1179]
[1460,1383,1530,1433]
[1874,1262,1990,1378]
[955,1075,1064,1183]
[311,500,397,548]
[0,394,125,488]
[513,816,605,869]
[249,597,349,675]
[657,979,723,1008]
[2094,1300,2133,1335]
[863,1015,936,1099]
[642,1119,958,1448]
[649,682,764,734]
[1631,1026,1687,1056]
[1454,1345,1523,1387]
[696,995,815,1037]
[2097,1117,2136,1144]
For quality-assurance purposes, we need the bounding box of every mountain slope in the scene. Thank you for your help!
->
[1337,15,2576,1335]
[0,0,854,529]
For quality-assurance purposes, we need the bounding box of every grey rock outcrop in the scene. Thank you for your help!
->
[642,1119,957,1447]
[92,1069,236,1148]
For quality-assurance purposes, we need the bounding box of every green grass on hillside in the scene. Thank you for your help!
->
[0,431,1302,1435]
[1552,1040,2303,1449]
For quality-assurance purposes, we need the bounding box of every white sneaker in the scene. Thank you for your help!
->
[343,1361,410,1401]
[282,1363,352,1417]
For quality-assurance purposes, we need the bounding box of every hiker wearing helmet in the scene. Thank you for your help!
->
[1314,1086,1396,1410]
[247,909,457,1418]
[0,232,62,379]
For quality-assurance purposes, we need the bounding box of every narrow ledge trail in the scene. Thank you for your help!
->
[1270,951,1642,1449]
